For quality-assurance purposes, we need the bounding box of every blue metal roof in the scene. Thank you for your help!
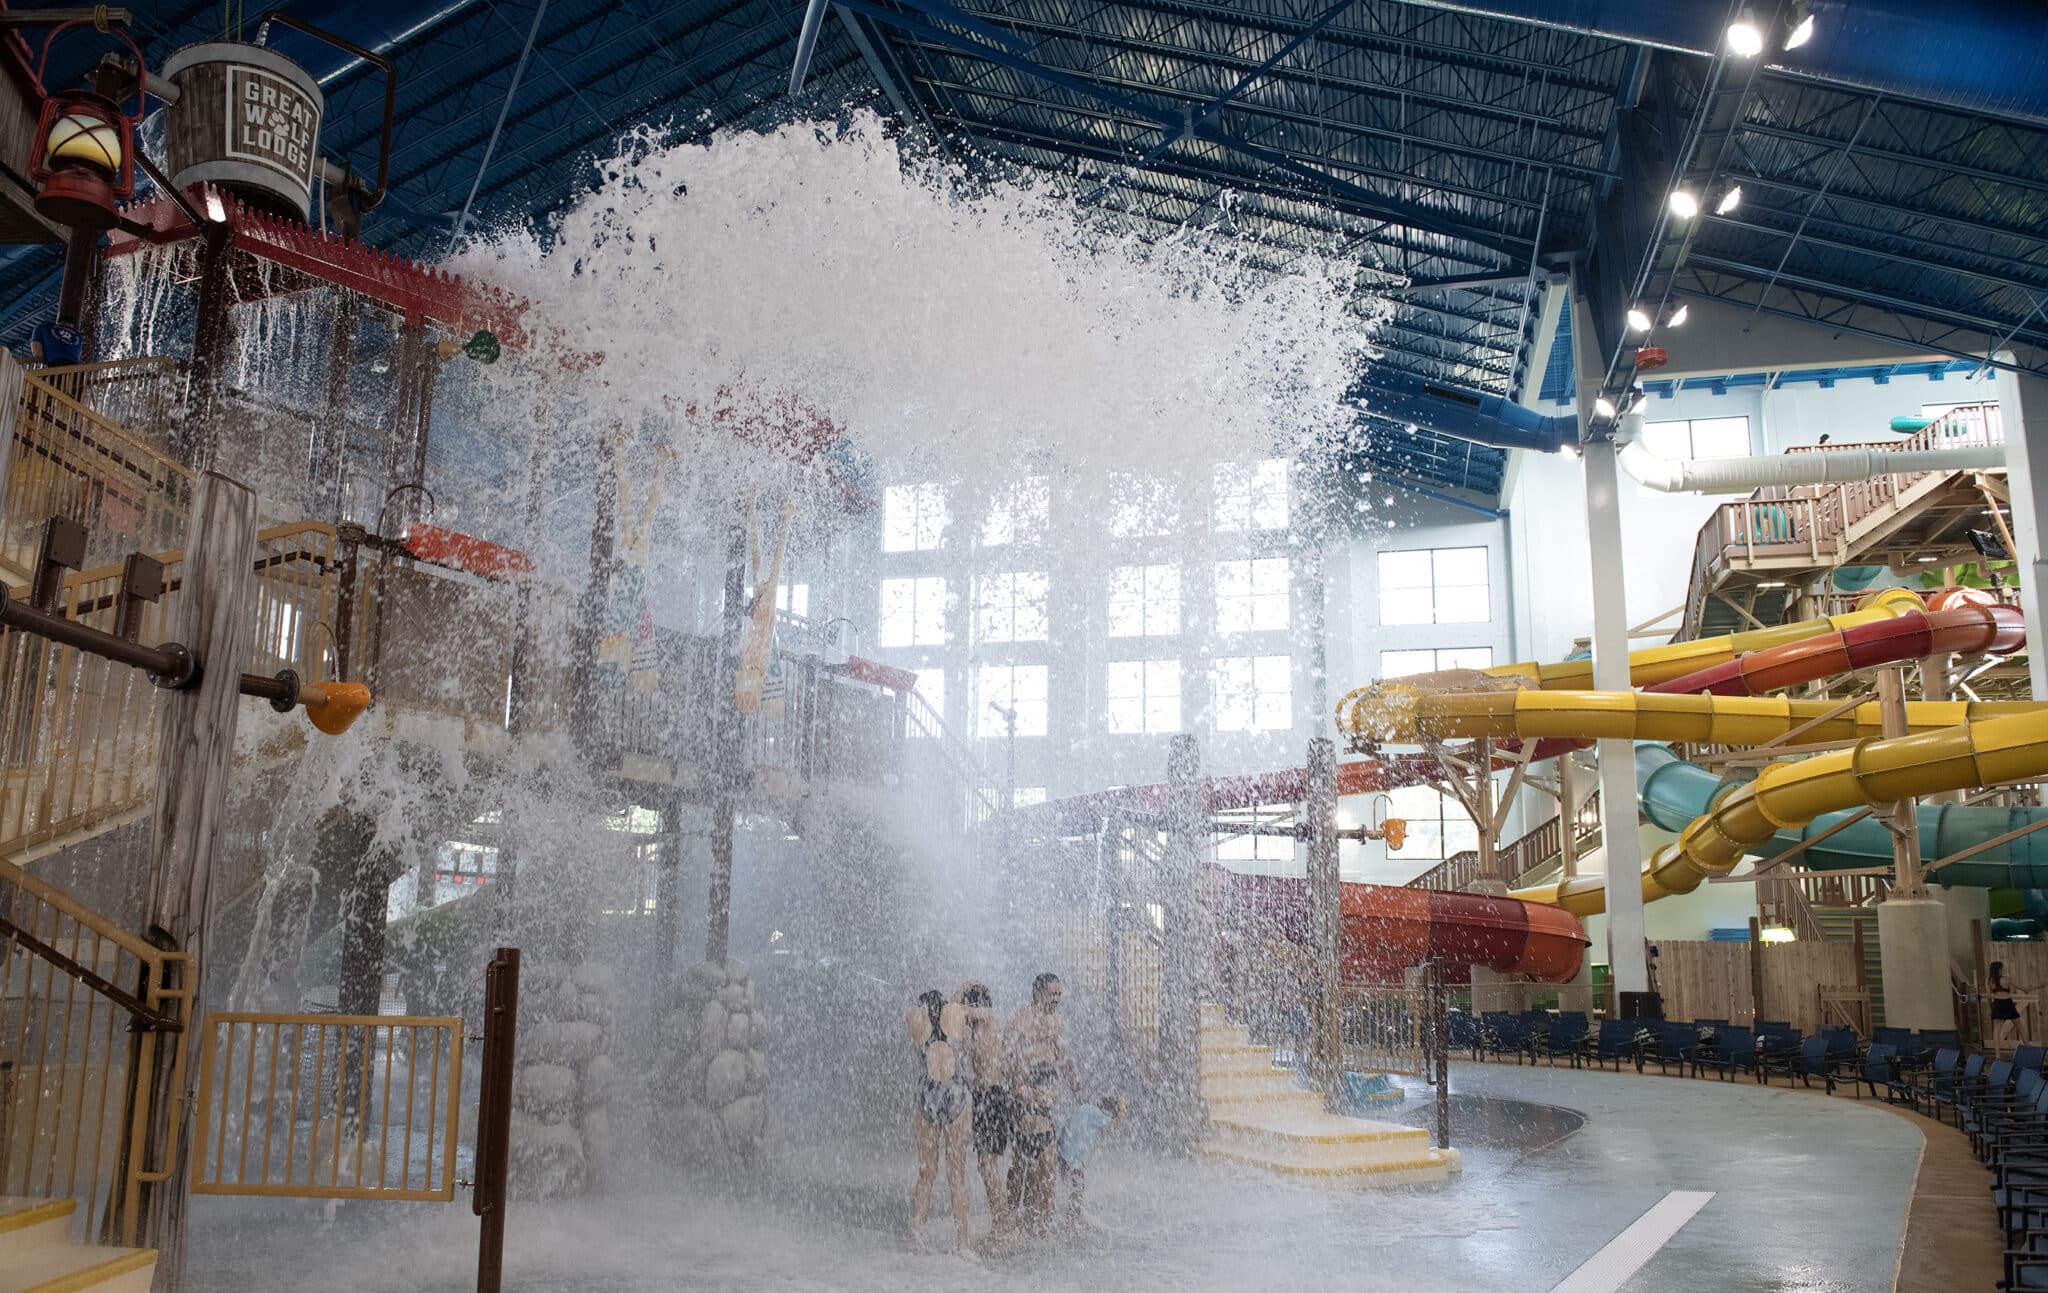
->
[4,0,2048,501]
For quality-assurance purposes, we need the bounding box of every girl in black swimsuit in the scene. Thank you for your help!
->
[907,989,973,1252]
[1992,962,2023,1048]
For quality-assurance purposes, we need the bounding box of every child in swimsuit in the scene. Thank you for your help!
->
[1010,1061,1061,1232]
[1058,1096,1125,1230]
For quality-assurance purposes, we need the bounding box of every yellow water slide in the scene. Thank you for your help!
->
[1482,587,1926,691]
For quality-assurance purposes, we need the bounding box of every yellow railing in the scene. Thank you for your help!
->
[191,1013,463,1201]
[0,522,348,860]
[0,855,192,1246]
[28,359,183,445]
[5,373,193,582]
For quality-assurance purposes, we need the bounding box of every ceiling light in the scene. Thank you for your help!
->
[1784,4,1816,49]
[1715,184,1743,215]
[1627,307,1653,332]
[1668,304,1690,327]
[1593,396,1616,419]
[1758,926,1796,944]
[1726,12,1765,57]
[1667,188,1700,219]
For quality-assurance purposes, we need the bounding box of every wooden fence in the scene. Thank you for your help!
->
[1656,938,1861,1034]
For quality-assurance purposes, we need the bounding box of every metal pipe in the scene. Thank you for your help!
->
[254,10,396,209]
[1612,409,2005,495]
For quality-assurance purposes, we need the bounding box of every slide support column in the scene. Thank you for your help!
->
[1993,365,2048,699]
[1581,433,1649,1004]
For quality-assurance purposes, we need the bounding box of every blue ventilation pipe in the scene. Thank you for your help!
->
[1408,1,2048,126]
[1353,371,1578,455]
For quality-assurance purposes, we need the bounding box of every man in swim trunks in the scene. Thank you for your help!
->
[959,983,1013,1238]
[1004,973,1076,1233]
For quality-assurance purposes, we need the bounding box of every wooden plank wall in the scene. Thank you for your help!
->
[1657,939,1859,1033]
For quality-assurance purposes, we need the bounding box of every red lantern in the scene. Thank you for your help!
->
[1633,346,1669,371]
[27,25,146,230]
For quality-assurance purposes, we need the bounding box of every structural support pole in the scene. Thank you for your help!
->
[140,472,258,1288]
[178,223,237,470]
[1160,733,1204,1148]
[1993,365,2048,700]
[706,516,746,965]
[1581,433,1650,1002]
[1305,737,1343,1109]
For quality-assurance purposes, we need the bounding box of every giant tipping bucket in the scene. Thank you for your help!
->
[160,42,324,221]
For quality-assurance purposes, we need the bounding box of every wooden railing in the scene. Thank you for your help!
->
[0,854,193,1245]
[1410,790,1602,892]
[1757,873,1827,943]
[1679,407,2006,640]
[190,1012,463,1201]
[29,359,183,445]
[5,370,193,582]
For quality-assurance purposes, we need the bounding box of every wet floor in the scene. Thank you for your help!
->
[185,1061,1918,1292]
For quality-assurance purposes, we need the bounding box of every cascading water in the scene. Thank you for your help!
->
[90,109,1556,1292]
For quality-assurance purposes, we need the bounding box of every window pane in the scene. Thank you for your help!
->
[1380,649,1436,677]
[1012,787,1047,808]
[1432,547,1488,589]
[1641,420,1692,459]
[1436,646,1494,671]
[1144,661,1182,733]
[1378,550,1432,590]
[1378,589,1432,627]
[1109,474,1177,537]
[982,477,1048,547]
[1435,585,1490,624]
[1214,458,1289,532]
[979,664,1049,737]
[883,483,947,552]
[1691,417,1751,459]
[1109,564,1178,637]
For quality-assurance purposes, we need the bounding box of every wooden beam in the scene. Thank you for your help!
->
[139,471,258,1283]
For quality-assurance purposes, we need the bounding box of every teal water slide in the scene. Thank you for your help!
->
[1635,745,2048,930]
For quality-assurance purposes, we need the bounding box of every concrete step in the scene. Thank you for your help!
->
[0,1199,75,1260]
[1201,1069,1306,1097]
[0,1244,156,1293]
[1207,1110,1430,1154]
[1199,1047,1284,1076]
[1198,1138,1460,1184]
[1205,1087,1325,1116]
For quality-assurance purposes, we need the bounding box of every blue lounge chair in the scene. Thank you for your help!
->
[1654,1022,1700,1076]
[1587,1019,1637,1071]
[1760,1035,1834,1092]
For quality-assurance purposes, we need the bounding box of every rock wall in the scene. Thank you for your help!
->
[508,960,617,1198]
[651,959,770,1164]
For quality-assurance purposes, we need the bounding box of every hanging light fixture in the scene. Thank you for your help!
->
[1784,1,1817,49]
[1715,184,1743,215]
[1668,188,1701,219]
[26,26,146,231]
[1725,9,1766,57]
[1627,307,1653,332]
[1668,304,1690,327]
[1593,396,1617,420]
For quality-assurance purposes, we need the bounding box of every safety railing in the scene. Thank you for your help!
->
[1679,407,2008,640]
[1409,790,1601,892]
[1757,874,1827,943]
[1337,982,1432,1078]
[0,854,193,1245]
[190,1012,464,1200]
[29,359,184,445]
[5,374,193,582]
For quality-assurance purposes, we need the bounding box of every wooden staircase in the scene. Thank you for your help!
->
[1814,907,1885,1028]
[1195,1005,1457,1184]
[0,1194,156,1292]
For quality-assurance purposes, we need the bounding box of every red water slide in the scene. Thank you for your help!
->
[1210,867,1589,984]
[1652,595,2023,695]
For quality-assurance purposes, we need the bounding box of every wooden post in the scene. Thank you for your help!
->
[569,432,620,753]
[177,223,236,470]
[706,517,745,965]
[1748,916,1765,1024]
[1160,733,1204,1148]
[1473,738,1498,883]
[0,351,23,510]
[1875,668,1926,897]
[653,790,684,973]
[140,472,258,1287]
[474,947,520,1293]
[1305,737,1343,1108]
[1972,919,1989,1049]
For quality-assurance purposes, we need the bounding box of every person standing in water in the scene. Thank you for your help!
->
[907,989,973,1253]
[958,983,1013,1241]
[1004,973,1076,1231]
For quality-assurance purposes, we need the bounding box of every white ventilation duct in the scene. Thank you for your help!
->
[1612,411,2005,495]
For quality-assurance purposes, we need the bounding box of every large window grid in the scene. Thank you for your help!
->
[982,477,1049,547]
[1109,473,1178,538]
[1386,785,1476,861]
[1213,655,1293,732]
[883,483,948,552]
[1106,660,1181,734]
[1215,558,1289,634]
[1217,806,1296,868]
[1378,548,1488,626]
[1213,459,1289,532]
[1107,564,1181,638]
[880,576,948,647]
[976,572,1049,643]
[977,664,1049,738]
[1641,416,1751,459]
[1379,646,1494,677]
